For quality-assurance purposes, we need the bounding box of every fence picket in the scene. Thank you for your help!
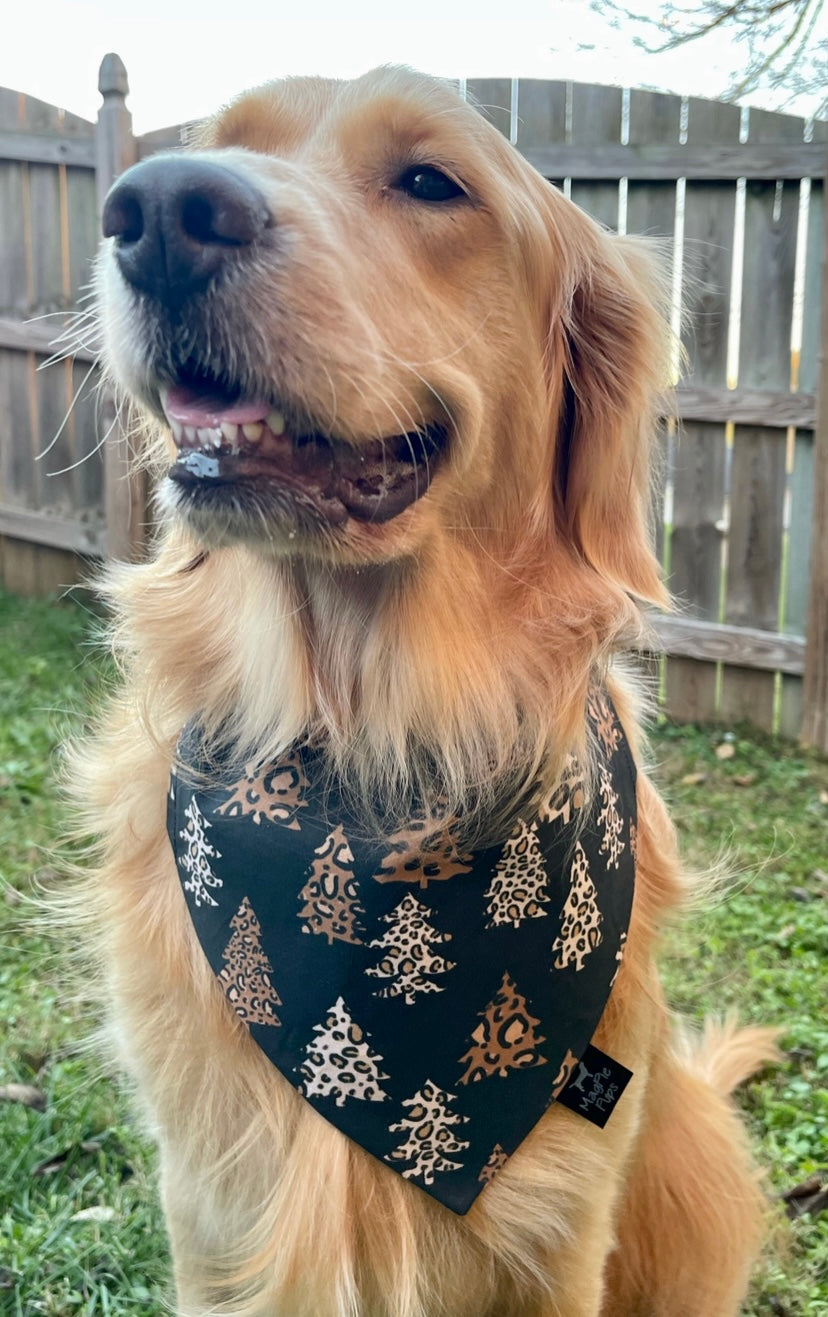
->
[666,96,740,721]
[720,108,801,730]
[465,79,511,138]
[621,88,681,698]
[569,83,622,229]
[515,79,566,186]
[780,119,827,736]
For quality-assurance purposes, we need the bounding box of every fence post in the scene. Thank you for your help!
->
[801,141,828,754]
[95,54,145,562]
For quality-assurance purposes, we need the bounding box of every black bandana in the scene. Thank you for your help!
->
[167,691,637,1214]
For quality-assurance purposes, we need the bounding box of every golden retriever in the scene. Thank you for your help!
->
[73,67,778,1316]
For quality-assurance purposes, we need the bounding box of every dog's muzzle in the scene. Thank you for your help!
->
[102,155,450,537]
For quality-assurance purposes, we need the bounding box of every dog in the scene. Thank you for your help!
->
[73,67,779,1316]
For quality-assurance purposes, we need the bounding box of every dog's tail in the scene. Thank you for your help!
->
[671,1013,782,1096]
[604,1016,781,1316]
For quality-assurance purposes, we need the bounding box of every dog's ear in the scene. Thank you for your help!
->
[550,215,671,609]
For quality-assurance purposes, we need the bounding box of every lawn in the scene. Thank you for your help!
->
[0,587,826,1315]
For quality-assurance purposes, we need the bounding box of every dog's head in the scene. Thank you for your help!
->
[98,66,669,606]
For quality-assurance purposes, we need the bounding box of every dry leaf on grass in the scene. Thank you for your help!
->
[71,1205,116,1223]
[782,1178,828,1220]
[715,742,735,760]
[0,1083,46,1111]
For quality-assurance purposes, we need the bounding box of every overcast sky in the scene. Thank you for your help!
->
[3,0,824,133]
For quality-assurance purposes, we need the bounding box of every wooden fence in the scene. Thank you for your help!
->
[0,59,826,751]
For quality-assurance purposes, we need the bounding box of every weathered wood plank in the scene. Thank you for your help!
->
[0,503,105,555]
[626,88,681,240]
[0,535,41,593]
[65,166,99,305]
[520,141,825,181]
[514,80,566,154]
[138,122,194,156]
[674,384,814,428]
[0,88,23,132]
[0,315,96,361]
[0,347,23,520]
[0,131,95,167]
[781,124,827,735]
[0,162,29,313]
[649,615,804,674]
[467,79,512,139]
[669,427,727,618]
[96,53,137,208]
[96,54,143,563]
[624,87,680,583]
[0,85,93,135]
[721,109,800,729]
[27,162,63,309]
[721,429,788,726]
[0,347,35,501]
[70,357,105,512]
[36,357,79,514]
[667,95,739,722]
[785,434,815,636]
[569,83,621,229]
[801,131,828,750]
[0,535,85,594]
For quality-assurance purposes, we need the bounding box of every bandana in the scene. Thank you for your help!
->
[167,690,637,1214]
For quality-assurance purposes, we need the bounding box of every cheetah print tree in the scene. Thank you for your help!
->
[478,1144,509,1184]
[484,817,551,928]
[457,971,547,1084]
[552,842,604,971]
[373,812,472,888]
[588,689,622,758]
[298,996,389,1108]
[216,752,309,829]
[219,896,281,1026]
[539,753,585,826]
[387,1080,469,1184]
[298,824,365,945]
[365,892,455,1004]
[596,764,625,870]
[178,797,223,908]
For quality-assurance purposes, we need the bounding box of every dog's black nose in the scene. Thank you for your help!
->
[102,156,270,305]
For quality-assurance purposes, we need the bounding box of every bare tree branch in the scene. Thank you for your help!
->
[589,0,827,109]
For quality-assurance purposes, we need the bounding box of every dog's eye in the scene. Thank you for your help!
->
[395,166,465,203]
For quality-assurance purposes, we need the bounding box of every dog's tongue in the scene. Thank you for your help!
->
[165,384,269,428]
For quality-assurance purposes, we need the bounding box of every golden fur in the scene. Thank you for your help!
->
[72,67,778,1315]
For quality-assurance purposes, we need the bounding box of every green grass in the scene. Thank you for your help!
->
[1,587,826,1315]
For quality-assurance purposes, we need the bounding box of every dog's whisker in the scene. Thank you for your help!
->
[36,362,99,461]
[45,410,118,478]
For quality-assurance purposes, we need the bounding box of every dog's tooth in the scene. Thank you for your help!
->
[184,425,197,444]
[197,426,221,449]
[170,418,184,444]
[266,410,285,435]
[159,385,170,413]
[242,422,264,442]
[220,421,239,445]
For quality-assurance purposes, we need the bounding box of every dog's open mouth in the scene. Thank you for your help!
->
[162,377,448,527]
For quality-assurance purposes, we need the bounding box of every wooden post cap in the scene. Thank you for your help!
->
[98,53,129,100]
